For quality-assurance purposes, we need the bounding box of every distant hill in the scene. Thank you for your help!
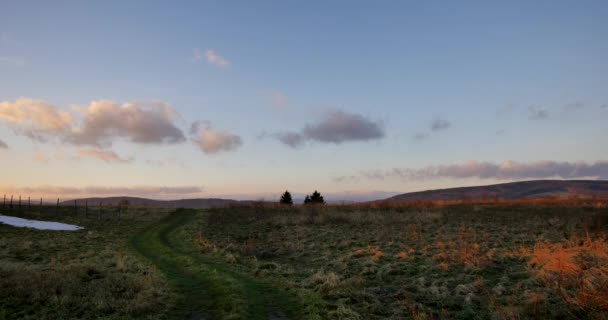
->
[382,180,608,202]
[60,196,243,208]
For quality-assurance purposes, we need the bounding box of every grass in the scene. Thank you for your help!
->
[191,201,608,319]
[2,200,607,319]
[0,207,173,320]
[130,208,317,320]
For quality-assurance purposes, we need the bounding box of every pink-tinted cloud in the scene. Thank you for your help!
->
[0,98,186,147]
[0,98,74,141]
[350,160,608,181]
[72,148,132,163]
[205,49,230,67]
[68,100,185,147]
[190,121,242,154]
[0,185,205,199]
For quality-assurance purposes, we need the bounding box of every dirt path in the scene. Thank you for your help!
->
[130,209,300,320]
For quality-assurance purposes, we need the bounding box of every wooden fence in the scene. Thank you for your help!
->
[1,194,126,220]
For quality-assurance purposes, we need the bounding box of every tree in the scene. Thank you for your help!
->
[304,195,311,204]
[304,190,324,205]
[279,190,293,205]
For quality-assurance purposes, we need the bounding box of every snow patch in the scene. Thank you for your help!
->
[0,214,84,231]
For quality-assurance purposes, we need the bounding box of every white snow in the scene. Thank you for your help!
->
[0,214,84,231]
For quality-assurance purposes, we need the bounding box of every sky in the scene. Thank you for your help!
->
[1,1,607,202]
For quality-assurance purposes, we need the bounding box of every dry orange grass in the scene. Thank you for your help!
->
[527,235,608,313]
[353,245,385,261]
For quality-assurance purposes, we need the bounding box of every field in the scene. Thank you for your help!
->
[1,200,608,319]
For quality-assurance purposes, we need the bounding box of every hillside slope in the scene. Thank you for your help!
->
[383,180,608,202]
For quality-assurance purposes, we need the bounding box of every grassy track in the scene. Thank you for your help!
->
[130,209,305,320]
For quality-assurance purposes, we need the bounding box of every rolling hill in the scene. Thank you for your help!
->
[60,196,242,208]
[382,180,608,202]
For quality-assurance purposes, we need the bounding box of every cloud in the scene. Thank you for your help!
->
[192,48,203,62]
[495,104,518,117]
[67,100,185,147]
[72,148,132,163]
[303,110,384,144]
[191,121,242,154]
[355,160,608,181]
[0,56,27,67]
[205,49,230,68]
[0,139,7,149]
[412,132,429,140]
[272,132,305,148]
[0,98,186,146]
[601,104,608,109]
[0,185,205,199]
[259,90,289,109]
[269,110,384,147]
[430,117,451,131]
[0,98,74,141]
[528,106,549,120]
[564,101,585,110]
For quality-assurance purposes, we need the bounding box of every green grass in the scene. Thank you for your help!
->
[2,203,607,319]
[190,203,608,319]
[130,209,321,320]
[0,207,173,320]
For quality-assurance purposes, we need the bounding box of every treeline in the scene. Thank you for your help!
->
[279,190,324,205]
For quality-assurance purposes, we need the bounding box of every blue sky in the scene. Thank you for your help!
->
[1,1,607,201]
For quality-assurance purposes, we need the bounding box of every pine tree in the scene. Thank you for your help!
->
[304,195,311,204]
[279,190,293,205]
[304,190,325,205]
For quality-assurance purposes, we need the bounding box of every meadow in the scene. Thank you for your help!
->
[1,200,607,319]
[191,200,608,319]
[0,207,174,320]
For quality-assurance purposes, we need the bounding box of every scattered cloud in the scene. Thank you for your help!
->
[353,160,608,181]
[495,104,518,117]
[0,56,27,67]
[33,152,51,164]
[205,49,230,68]
[601,103,608,109]
[303,110,384,144]
[0,98,74,141]
[495,129,507,135]
[0,98,186,147]
[190,121,242,154]
[192,48,203,62]
[412,132,429,140]
[0,139,7,149]
[269,110,384,147]
[564,101,585,110]
[0,185,205,199]
[72,148,132,163]
[67,100,185,147]
[269,132,305,148]
[528,106,549,120]
[430,117,451,131]
[259,90,289,109]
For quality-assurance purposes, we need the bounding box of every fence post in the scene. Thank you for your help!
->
[40,198,42,206]
[18,195,21,209]
[10,195,13,209]
[56,198,59,215]
[2,194,5,208]
[85,200,88,218]
[28,197,31,210]
[74,200,77,215]
[98,202,102,220]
